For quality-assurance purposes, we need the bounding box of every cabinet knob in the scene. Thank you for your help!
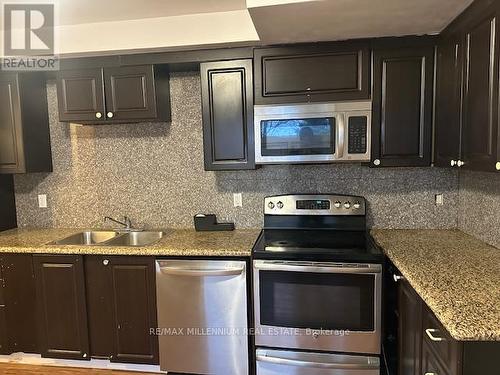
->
[496,162,500,171]
[107,111,114,118]
[373,159,381,166]
[95,112,102,119]
[450,160,457,167]
[103,259,109,266]
[457,160,465,167]
[83,353,88,358]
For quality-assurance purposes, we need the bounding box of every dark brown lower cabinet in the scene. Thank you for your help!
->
[398,279,423,375]
[85,256,158,364]
[33,255,90,360]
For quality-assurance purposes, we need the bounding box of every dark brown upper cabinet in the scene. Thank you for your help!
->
[461,11,499,172]
[201,59,256,170]
[57,65,170,124]
[254,42,370,104]
[434,34,464,168]
[371,42,434,167]
[0,73,51,174]
[85,256,158,364]
[33,255,90,360]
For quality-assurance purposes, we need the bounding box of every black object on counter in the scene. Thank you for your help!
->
[194,214,235,231]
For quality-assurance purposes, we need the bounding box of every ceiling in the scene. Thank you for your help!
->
[2,0,475,56]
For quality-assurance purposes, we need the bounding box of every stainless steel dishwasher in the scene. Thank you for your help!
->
[155,259,249,374]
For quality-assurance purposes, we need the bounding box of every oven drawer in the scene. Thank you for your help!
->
[256,349,380,375]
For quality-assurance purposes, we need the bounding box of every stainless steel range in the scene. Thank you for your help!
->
[252,194,382,375]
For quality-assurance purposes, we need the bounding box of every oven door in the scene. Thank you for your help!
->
[253,260,381,354]
[256,349,380,375]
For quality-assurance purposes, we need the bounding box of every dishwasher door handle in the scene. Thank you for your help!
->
[159,266,245,277]
[256,354,379,370]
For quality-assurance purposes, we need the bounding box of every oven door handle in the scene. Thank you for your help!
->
[256,353,379,370]
[253,261,381,274]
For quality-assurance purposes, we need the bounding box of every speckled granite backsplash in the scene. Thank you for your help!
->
[459,170,500,248]
[14,72,459,230]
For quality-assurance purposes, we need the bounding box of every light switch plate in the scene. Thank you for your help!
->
[38,194,48,208]
[233,193,243,207]
[435,194,444,206]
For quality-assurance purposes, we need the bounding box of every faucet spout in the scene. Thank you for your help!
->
[104,216,133,230]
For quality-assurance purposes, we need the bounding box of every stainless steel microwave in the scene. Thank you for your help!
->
[254,101,371,164]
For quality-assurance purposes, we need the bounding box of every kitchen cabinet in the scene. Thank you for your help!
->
[0,73,51,174]
[434,0,500,172]
[200,59,256,170]
[57,65,170,124]
[253,42,370,104]
[372,42,434,167]
[397,278,423,375]
[434,34,464,168]
[85,256,158,364]
[33,255,90,360]
[461,10,499,171]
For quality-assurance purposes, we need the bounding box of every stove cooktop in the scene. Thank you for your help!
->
[252,229,383,263]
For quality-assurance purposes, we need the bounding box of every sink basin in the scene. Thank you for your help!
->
[103,231,165,247]
[52,231,119,245]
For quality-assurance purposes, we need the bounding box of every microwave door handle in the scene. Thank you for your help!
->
[337,114,345,158]
[256,353,379,370]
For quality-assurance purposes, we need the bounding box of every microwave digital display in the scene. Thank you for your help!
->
[260,117,335,156]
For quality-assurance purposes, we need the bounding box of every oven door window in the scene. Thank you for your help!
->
[260,117,335,156]
[259,271,374,331]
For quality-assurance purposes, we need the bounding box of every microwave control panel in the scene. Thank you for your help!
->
[348,116,368,154]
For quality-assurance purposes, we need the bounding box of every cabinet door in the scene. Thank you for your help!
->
[108,256,158,364]
[435,35,464,168]
[0,73,24,173]
[0,175,16,231]
[398,279,423,375]
[254,43,370,104]
[2,254,38,354]
[201,59,256,170]
[57,68,105,123]
[33,255,90,360]
[422,341,451,375]
[103,65,158,121]
[84,256,114,359]
[372,46,434,167]
[462,13,499,171]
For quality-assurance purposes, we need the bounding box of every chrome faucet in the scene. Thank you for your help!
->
[104,216,133,231]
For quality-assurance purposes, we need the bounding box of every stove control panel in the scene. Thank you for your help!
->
[264,194,366,216]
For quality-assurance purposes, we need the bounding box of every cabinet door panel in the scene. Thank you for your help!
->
[0,175,16,230]
[108,257,158,364]
[435,35,463,167]
[201,59,255,170]
[422,341,451,375]
[34,255,89,360]
[57,68,105,122]
[462,14,499,171]
[398,279,423,375]
[0,74,23,172]
[104,65,157,121]
[372,46,434,167]
[254,43,370,104]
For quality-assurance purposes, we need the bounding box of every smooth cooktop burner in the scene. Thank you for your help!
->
[252,229,383,263]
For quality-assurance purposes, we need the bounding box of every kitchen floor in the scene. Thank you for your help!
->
[0,363,160,374]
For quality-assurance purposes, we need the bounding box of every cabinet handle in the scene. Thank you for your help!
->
[95,112,102,119]
[457,160,465,167]
[425,328,445,342]
[107,111,114,118]
[450,160,457,167]
[103,259,109,266]
[496,162,500,171]
[424,373,437,375]
[393,274,405,283]
[373,159,381,166]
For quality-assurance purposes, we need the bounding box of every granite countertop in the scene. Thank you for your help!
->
[371,229,500,341]
[0,228,260,257]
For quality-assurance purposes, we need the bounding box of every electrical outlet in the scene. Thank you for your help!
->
[38,194,48,208]
[435,194,444,206]
[233,193,243,208]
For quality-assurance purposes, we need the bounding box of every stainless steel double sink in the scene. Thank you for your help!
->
[50,230,166,247]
